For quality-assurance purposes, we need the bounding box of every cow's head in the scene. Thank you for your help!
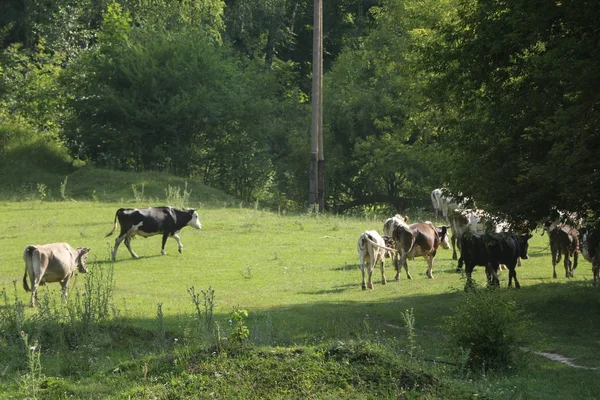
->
[517,234,533,260]
[76,247,91,273]
[437,226,451,249]
[187,209,202,229]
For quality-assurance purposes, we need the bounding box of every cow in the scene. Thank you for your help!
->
[22,243,91,307]
[392,220,450,280]
[105,206,202,260]
[383,215,409,237]
[450,208,515,271]
[431,188,460,223]
[357,230,392,290]
[580,228,600,286]
[461,232,531,290]
[383,215,408,267]
[548,224,579,279]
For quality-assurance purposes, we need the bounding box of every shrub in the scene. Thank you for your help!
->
[443,289,533,373]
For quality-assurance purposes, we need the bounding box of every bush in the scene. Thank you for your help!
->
[443,289,534,374]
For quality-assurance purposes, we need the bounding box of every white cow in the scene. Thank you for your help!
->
[357,230,392,290]
[23,243,91,307]
[431,188,462,223]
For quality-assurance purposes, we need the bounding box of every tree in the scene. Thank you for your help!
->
[424,0,600,225]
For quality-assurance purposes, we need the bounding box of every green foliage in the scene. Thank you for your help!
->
[423,0,600,224]
[18,331,44,400]
[228,307,250,345]
[444,289,534,373]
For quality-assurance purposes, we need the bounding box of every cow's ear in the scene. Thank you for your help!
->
[188,209,195,213]
[81,247,91,254]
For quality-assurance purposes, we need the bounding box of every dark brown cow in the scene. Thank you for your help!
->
[549,225,579,279]
[580,228,600,286]
[392,221,450,280]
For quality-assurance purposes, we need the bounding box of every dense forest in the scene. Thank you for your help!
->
[1,0,599,226]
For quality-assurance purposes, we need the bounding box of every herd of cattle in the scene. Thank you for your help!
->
[22,206,202,307]
[19,191,600,307]
[357,188,600,291]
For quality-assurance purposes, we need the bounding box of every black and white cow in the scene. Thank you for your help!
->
[431,188,460,223]
[461,232,531,289]
[105,206,202,260]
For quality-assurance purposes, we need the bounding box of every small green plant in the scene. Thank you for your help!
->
[187,286,216,345]
[19,331,44,400]
[229,307,250,345]
[59,176,68,200]
[155,302,166,349]
[165,182,191,209]
[67,260,115,331]
[132,183,145,203]
[443,289,533,373]
[401,308,417,358]
[36,183,47,202]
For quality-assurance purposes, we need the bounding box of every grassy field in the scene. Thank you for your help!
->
[1,189,599,398]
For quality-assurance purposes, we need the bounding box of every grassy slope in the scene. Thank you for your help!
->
[1,197,599,399]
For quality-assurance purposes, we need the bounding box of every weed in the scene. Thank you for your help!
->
[228,307,250,345]
[401,308,417,357]
[241,265,253,279]
[59,176,68,200]
[155,302,166,350]
[132,183,145,203]
[67,260,115,333]
[165,182,191,209]
[187,286,216,346]
[443,289,533,373]
[36,183,47,202]
[18,331,44,400]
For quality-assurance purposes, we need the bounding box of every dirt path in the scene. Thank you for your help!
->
[532,351,599,371]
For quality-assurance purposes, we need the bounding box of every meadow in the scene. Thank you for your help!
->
[0,177,599,399]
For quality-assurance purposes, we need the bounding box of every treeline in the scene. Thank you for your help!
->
[1,0,599,223]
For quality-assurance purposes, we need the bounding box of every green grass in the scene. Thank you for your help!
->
[1,194,599,398]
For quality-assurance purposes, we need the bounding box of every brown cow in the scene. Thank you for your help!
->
[392,221,450,280]
[23,243,91,307]
[549,225,579,278]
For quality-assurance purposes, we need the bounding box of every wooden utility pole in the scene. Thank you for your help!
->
[309,0,324,212]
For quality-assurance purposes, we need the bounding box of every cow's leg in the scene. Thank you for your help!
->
[360,259,367,290]
[170,233,184,253]
[464,263,475,291]
[551,246,558,278]
[112,235,126,260]
[425,255,434,279]
[564,252,571,278]
[403,259,413,280]
[29,251,49,307]
[161,233,170,255]
[60,275,71,302]
[123,236,139,259]
[570,251,578,277]
[367,259,375,290]
[593,258,600,287]
[452,233,458,261]
[379,258,387,285]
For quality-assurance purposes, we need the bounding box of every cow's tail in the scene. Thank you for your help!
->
[105,209,123,238]
[364,235,396,253]
[22,245,36,292]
